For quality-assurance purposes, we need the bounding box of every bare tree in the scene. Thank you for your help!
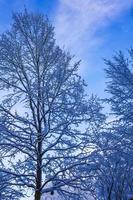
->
[0,10,104,200]
[84,116,133,200]
[0,172,23,200]
[103,50,133,199]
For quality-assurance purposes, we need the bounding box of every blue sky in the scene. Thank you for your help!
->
[0,0,133,97]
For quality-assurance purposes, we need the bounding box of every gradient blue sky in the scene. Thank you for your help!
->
[0,0,133,98]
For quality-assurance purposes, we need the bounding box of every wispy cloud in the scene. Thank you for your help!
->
[54,0,133,54]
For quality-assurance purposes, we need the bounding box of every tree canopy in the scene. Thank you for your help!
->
[0,10,104,200]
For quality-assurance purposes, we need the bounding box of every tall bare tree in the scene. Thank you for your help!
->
[0,10,104,200]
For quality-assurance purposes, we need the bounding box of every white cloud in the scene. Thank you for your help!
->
[54,0,133,93]
[54,0,133,54]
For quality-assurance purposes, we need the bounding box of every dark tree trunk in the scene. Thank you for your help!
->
[34,138,42,200]
[35,63,43,200]
[34,190,41,200]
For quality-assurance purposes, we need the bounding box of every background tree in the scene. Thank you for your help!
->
[98,50,133,199]
[89,122,133,200]
[0,10,104,200]
[79,50,133,200]
[105,50,133,123]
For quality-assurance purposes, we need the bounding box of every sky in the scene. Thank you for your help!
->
[0,0,133,98]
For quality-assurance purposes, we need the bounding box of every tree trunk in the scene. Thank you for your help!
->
[34,138,42,200]
[34,190,41,200]
[35,62,43,200]
[34,165,42,200]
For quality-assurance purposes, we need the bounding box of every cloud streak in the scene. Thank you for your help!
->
[54,0,133,54]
